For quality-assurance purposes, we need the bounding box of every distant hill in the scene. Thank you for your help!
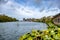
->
[0,14,19,22]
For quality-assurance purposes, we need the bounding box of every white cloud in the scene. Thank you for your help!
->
[0,0,60,19]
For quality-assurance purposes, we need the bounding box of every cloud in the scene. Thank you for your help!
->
[0,0,8,5]
[0,0,60,20]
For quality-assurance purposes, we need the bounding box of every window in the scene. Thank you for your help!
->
[58,18,60,23]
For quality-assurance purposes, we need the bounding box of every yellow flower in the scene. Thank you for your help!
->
[43,30,49,35]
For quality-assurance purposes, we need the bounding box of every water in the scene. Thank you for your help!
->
[0,22,47,40]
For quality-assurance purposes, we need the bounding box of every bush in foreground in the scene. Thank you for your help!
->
[19,28,60,40]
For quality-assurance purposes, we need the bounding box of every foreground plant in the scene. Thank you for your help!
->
[19,28,60,40]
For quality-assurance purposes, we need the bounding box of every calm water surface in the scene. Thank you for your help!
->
[0,22,47,40]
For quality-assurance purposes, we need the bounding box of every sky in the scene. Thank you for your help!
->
[0,0,60,20]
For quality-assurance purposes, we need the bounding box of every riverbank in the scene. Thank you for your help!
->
[19,14,60,40]
[0,15,18,22]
